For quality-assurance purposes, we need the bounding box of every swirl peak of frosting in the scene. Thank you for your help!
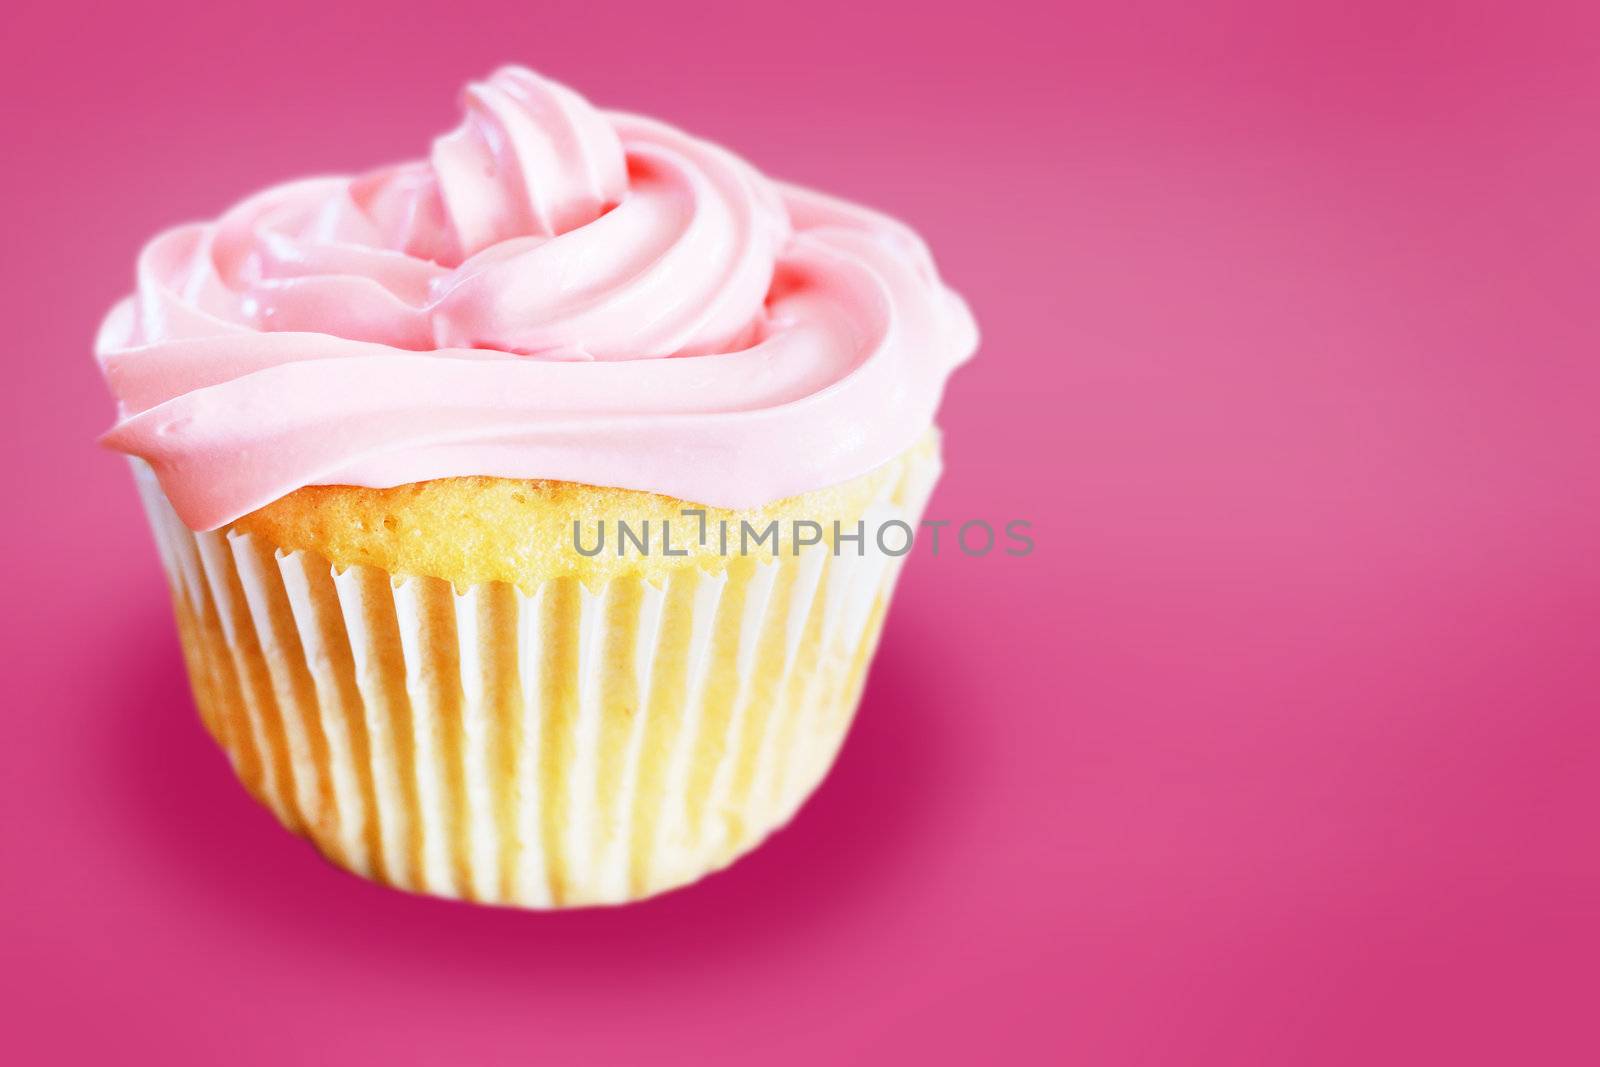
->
[99,66,977,529]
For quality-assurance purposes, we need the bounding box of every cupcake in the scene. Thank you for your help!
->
[98,66,976,907]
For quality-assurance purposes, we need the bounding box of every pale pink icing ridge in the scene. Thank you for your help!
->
[97,66,977,530]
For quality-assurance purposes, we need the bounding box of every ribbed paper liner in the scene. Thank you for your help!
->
[134,451,939,907]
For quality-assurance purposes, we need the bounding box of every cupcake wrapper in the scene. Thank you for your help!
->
[134,452,939,907]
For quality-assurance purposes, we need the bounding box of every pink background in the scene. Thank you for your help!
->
[3,1,1597,1063]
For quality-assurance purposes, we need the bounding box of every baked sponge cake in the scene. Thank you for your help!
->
[99,67,975,907]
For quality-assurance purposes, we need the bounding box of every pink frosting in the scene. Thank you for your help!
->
[98,67,977,530]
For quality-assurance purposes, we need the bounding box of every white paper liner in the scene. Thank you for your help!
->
[133,449,940,907]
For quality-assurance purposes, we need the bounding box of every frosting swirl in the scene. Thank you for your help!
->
[98,67,977,530]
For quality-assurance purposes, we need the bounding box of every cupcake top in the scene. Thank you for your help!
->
[98,66,977,531]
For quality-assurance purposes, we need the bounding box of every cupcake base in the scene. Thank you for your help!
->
[134,446,939,907]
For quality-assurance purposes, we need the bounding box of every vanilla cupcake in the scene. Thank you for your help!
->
[98,67,975,907]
